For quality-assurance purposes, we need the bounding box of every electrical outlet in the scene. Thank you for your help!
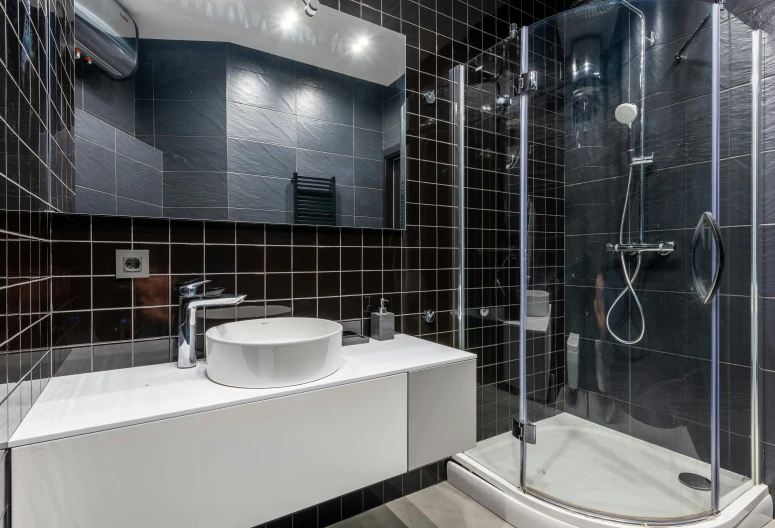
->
[115,249,149,278]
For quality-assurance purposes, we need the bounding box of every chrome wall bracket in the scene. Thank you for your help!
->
[517,71,538,94]
[512,418,536,444]
[630,153,654,166]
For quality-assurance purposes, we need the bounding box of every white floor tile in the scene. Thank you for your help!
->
[332,482,515,528]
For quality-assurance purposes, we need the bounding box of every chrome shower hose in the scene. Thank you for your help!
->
[606,165,646,345]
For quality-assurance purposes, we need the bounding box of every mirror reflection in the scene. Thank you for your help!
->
[73,0,406,229]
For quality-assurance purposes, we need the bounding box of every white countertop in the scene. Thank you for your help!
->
[9,334,474,448]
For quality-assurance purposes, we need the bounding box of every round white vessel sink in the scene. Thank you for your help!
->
[205,317,343,388]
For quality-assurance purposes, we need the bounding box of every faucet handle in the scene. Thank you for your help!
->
[178,278,210,297]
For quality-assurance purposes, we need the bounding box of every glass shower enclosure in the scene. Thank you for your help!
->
[454,0,757,523]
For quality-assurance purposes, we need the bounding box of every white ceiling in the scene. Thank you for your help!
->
[117,0,405,86]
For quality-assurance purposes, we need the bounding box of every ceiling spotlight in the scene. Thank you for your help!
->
[352,36,369,52]
[302,0,320,17]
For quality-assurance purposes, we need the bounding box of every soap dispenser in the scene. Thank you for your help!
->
[371,298,395,341]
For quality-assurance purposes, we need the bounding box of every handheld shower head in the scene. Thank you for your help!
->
[615,103,639,126]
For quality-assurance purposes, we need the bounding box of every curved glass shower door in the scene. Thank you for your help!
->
[520,0,750,521]
[461,0,756,523]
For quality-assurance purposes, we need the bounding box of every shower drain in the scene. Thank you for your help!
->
[678,472,711,491]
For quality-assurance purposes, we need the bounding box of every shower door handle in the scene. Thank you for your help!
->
[690,212,725,305]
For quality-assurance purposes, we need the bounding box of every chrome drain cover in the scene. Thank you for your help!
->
[678,473,711,491]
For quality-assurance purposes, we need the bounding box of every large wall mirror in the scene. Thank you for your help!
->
[73,0,406,229]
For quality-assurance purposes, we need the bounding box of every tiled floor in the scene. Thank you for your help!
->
[331,482,513,528]
[766,521,775,527]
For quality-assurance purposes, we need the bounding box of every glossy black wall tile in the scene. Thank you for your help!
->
[462,4,568,441]
[0,0,74,522]
[50,213,405,365]
[74,104,163,216]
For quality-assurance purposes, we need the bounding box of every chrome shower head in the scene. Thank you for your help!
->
[615,103,639,126]
[571,0,618,19]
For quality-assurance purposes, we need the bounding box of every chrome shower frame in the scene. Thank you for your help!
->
[751,27,762,487]
[621,0,649,246]
[710,1,722,511]
[453,63,466,350]
[518,24,530,491]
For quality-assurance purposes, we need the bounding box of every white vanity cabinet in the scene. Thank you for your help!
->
[9,336,475,528]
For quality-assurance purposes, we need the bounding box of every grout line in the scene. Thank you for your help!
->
[89,217,94,372]
[0,229,51,243]
[0,278,49,291]
[0,314,51,351]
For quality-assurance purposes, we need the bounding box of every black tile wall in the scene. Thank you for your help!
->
[462,39,523,441]
[1,0,74,523]
[524,17,567,429]
[458,0,569,439]
[74,45,167,217]
[73,109,163,216]
[50,214,406,368]
[463,21,568,441]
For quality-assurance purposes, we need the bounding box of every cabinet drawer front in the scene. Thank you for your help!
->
[13,374,408,528]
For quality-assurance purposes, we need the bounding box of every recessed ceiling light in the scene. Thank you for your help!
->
[280,10,298,29]
[352,36,369,52]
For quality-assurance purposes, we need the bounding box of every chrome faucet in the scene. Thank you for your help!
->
[177,279,246,369]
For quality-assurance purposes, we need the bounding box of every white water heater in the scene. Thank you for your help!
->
[75,0,138,79]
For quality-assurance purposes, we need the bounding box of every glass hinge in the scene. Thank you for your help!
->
[517,71,538,94]
[512,417,537,444]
